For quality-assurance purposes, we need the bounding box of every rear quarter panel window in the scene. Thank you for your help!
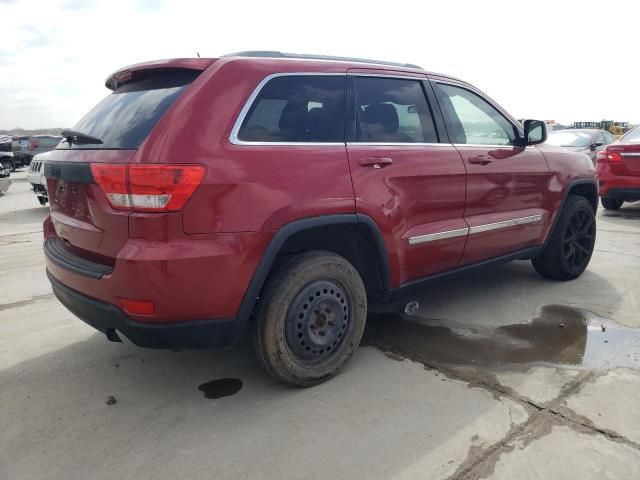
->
[237,75,346,143]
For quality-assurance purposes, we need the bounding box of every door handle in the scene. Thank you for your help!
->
[359,157,393,169]
[468,155,493,165]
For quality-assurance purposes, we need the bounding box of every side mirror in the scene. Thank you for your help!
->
[521,120,547,146]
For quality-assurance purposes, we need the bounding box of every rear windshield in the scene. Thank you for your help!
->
[621,127,640,144]
[58,70,198,150]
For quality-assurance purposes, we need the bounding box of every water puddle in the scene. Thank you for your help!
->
[364,305,640,370]
[198,378,243,399]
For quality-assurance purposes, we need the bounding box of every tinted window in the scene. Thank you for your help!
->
[621,127,640,144]
[434,83,517,145]
[0,143,11,152]
[58,70,198,150]
[546,131,591,147]
[237,75,345,143]
[354,77,437,143]
[593,133,605,145]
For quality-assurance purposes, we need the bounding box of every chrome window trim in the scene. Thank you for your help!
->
[453,143,521,149]
[348,73,427,81]
[408,227,469,245]
[468,214,543,235]
[228,72,347,146]
[347,142,451,148]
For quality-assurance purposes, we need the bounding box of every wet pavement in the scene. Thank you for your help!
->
[365,304,640,370]
[2,171,640,480]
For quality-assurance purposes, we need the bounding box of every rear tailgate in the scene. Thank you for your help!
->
[45,65,208,265]
[45,149,133,262]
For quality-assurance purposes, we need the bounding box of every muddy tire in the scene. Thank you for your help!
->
[532,195,596,280]
[254,251,367,387]
[601,198,623,210]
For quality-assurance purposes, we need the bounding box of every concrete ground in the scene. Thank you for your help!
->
[1,170,640,480]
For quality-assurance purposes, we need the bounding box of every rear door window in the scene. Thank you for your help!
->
[353,76,438,143]
[434,83,518,146]
[58,70,199,150]
[236,75,345,143]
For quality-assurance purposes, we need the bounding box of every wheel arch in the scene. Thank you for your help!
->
[237,214,391,320]
[544,178,598,248]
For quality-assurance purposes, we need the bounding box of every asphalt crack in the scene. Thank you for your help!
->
[369,343,640,479]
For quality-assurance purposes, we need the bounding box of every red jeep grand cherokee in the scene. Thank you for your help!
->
[44,52,597,386]
[596,126,640,210]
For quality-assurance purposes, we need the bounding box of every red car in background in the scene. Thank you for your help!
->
[597,126,640,210]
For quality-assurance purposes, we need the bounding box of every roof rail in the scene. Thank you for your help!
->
[223,51,423,70]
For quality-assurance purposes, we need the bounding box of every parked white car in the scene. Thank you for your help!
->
[27,151,50,205]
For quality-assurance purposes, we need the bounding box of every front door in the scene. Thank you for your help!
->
[346,72,467,287]
[432,80,551,266]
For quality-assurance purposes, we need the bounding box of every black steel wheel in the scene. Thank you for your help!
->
[532,195,596,280]
[285,280,351,366]
[254,251,367,387]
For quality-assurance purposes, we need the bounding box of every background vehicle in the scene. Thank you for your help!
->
[597,126,640,210]
[12,135,61,167]
[0,136,16,171]
[26,151,50,205]
[43,52,598,387]
[0,163,11,194]
[546,128,615,163]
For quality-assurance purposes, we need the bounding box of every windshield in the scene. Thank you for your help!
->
[621,127,640,144]
[546,131,592,147]
[58,70,198,150]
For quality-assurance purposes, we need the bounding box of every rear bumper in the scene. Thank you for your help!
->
[26,172,46,186]
[601,188,640,200]
[43,215,273,322]
[597,163,640,198]
[48,270,243,348]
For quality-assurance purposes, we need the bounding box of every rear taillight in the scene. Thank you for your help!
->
[90,164,205,212]
[596,149,623,164]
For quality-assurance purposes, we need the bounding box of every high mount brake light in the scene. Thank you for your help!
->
[90,164,205,212]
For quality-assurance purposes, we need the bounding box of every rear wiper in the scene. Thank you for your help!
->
[61,129,104,145]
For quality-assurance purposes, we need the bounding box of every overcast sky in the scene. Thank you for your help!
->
[1,0,638,130]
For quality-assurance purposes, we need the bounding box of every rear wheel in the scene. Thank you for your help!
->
[532,195,596,280]
[254,251,367,387]
[601,198,623,210]
[1,158,14,171]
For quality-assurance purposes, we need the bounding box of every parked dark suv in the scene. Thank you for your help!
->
[44,52,597,386]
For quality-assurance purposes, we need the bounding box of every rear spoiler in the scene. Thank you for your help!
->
[105,58,217,90]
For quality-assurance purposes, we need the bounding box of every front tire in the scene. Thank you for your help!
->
[254,251,367,387]
[532,195,596,280]
[601,198,623,210]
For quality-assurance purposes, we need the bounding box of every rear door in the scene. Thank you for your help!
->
[346,71,467,287]
[431,80,551,265]
[45,69,201,262]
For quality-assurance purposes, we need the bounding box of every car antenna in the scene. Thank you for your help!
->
[197,52,200,58]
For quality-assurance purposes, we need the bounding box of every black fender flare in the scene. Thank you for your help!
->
[544,178,598,248]
[236,213,391,321]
